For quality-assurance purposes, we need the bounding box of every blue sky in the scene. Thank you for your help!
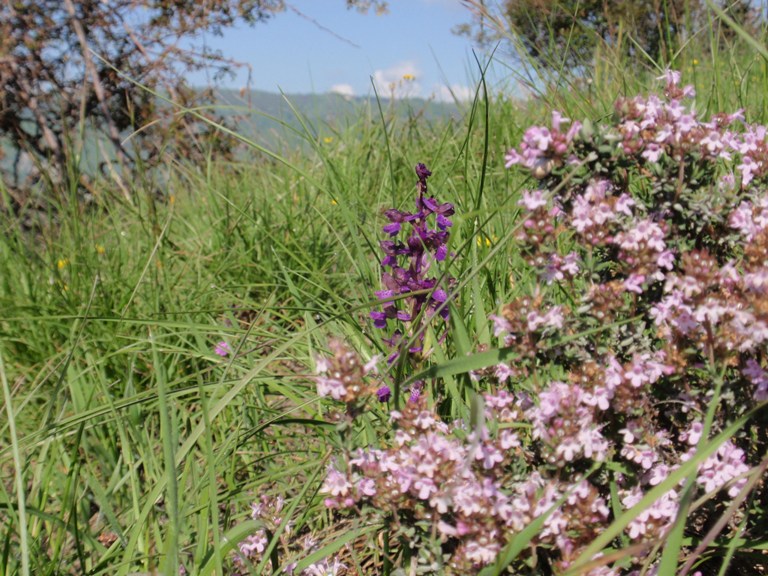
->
[188,0,494,101]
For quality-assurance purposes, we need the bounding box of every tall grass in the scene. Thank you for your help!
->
[0,88,518,573]
[1,4,768,574]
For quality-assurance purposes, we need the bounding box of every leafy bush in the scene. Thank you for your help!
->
[461,0,758,74]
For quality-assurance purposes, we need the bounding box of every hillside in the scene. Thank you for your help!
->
[0,88,465,184]
[212,87,465,148]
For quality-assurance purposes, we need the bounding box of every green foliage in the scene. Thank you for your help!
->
[2,7,768,574]
[464,0,759,75]
[0,89,516,573]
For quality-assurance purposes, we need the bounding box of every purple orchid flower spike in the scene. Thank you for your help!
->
[370,163,457,392]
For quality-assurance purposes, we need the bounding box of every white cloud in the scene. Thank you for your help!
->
[432,83,475,103]
[421,0,465,7]
[330,84,355,99]
[372,61,422,99]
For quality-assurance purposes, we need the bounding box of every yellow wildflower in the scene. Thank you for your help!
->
[323,136,334,144]
[96,244,106,255]
[476,235,497,248]
[402,74,415,81]
[57,258,69,270]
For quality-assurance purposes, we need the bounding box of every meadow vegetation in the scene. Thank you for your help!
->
[2,4,768,575]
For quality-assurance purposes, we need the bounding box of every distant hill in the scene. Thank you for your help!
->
[0,88,467,185]
[210,88,466,149]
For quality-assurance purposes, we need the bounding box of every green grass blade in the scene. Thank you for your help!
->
[150,331,179,574]
[1,351,30,576]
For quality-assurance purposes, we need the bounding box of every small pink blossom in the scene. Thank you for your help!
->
[642,143,664,163]
[624,273,646,294]
[214,341,231,357]
[743,359,768,401]
[657,68,681,86]
[238,531,267,558]
[519,189,548,210]
[680,421,703,446]
[321,466,352,497]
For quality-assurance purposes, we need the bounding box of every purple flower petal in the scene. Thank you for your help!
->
[432,289,447,302]
[437,202,455,215]
[423,196,439,211]
[436,214,452,230]
[384,208,406,222]
[415,163,432,181]
[370,310,388,328]
[383,222,401,236]
[408,380,424,402]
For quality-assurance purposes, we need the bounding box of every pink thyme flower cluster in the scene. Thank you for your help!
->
[489,293,565,358]
[317,343,738,572]
[508,68,768,269]
[689,441,750,498]
[743,358,768,402]
[529,380,609,465]
[651,237,768,356]
[507,71,768,365]
[505,111,582,179]
[233,492,350,575]
[649,205,768,401]
[487,70,761,572]
[320,391,618,574]
[612,69,752,173]
[515,178,676,298]
[234,494,286,571]
[615,421,749,547]
[314,339,379,405]
[620,486,679,541]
